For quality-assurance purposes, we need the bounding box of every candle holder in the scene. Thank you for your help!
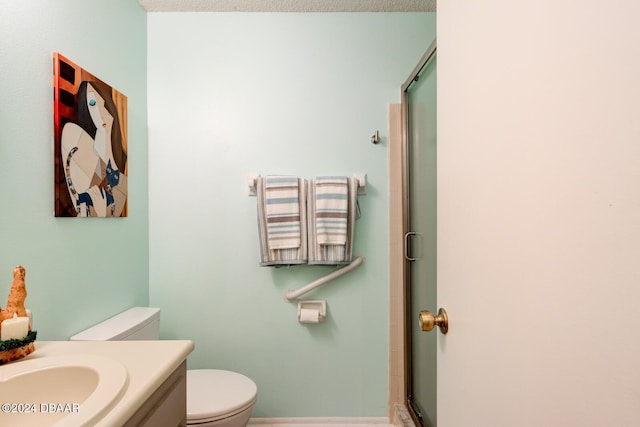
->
[0,330,37,364]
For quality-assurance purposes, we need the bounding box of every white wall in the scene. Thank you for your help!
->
[438,1,640,425]
[0,0,149,340]
[148,12,435,417]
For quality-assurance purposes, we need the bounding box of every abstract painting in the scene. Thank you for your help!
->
[53,53,128,217]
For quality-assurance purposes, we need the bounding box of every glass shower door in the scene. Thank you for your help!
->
[404,43,437,427]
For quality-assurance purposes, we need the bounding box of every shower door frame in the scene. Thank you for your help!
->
[401,38,437,427]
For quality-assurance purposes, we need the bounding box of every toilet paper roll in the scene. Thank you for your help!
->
[299,308,320,323]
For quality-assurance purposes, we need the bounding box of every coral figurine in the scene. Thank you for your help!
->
[0,265,29,330]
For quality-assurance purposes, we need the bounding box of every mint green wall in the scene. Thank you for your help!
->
[148,13,435,417]
[0,0,149,339]
[0,4,434,417]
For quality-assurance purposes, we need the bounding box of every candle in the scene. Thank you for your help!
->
[1,313,29,341]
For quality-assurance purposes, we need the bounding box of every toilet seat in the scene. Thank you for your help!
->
[187,369,257,423]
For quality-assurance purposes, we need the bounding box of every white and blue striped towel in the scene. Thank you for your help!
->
[307,176,358,265]
[256,175,308,266]
[314,176,349,245]
[265,176,301,249]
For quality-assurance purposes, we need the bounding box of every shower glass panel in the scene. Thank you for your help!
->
[405,47,437,427]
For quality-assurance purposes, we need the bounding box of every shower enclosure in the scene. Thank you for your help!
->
[402,39,438,427]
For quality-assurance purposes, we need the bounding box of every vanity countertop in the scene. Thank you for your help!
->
[19,340,194,426]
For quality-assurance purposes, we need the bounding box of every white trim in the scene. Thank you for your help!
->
[248,417,392,427]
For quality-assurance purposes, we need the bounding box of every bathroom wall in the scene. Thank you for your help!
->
[0,0,149,339]
[148,13,435,417]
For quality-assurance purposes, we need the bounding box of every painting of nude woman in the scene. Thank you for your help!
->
[53,53,128,217]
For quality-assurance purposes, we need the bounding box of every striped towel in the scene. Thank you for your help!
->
[314,176,349,245]
[256,176,308,266]
[307,176,359,265]
[265,176,301,249]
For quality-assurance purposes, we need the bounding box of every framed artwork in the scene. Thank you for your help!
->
[53,53,128,217]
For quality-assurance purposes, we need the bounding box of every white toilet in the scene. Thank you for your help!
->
[70,307,257,427]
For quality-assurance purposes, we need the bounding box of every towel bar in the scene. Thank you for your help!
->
[248,173,367,196]
[284,255,365,302]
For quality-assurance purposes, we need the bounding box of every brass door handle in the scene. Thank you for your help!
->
[419,308,448,334]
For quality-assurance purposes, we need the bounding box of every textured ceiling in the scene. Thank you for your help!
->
[137,0,436,12]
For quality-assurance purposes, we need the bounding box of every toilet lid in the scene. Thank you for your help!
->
[187,369,257,422]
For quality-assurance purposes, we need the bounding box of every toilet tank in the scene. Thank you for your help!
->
[69,307,160,341]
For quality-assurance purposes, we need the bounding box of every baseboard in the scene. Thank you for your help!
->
[391,405,416,427]
[248,417,392,427]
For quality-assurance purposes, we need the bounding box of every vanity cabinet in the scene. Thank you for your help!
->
[124,360,187,427]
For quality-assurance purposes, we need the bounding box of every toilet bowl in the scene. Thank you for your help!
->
[70,307,257,427]
[188,369,257,427]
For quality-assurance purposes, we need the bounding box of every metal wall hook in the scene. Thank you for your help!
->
[371,130,380,144]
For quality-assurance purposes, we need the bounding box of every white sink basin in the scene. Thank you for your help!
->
[0,354,128,426]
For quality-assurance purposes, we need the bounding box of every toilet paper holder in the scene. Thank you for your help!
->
[298,300,327,323]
